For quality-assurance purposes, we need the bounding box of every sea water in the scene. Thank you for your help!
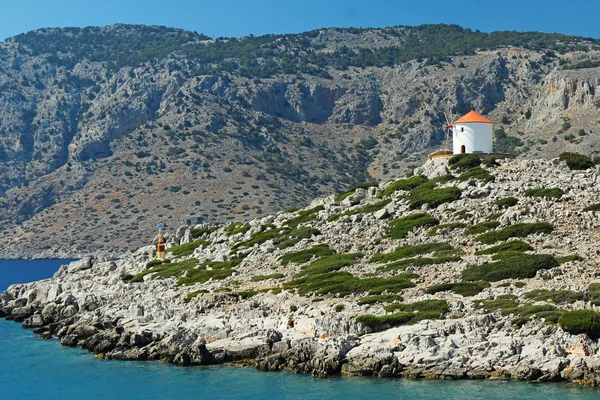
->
[1,260,599,400]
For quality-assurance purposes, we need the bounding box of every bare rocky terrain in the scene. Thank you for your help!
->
[1,24,600,256]
[3,156,600,384]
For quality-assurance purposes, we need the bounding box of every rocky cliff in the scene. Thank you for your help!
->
[3,156,600,384]
[1,24,600,256]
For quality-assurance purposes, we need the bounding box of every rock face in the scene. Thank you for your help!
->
[4,157,600,384]
[1,25,600,257]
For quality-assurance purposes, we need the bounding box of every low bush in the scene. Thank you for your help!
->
[583,203,600,212]
[378,256,462,272]
[279,244,336,266]
[335,182,378,202]
[176,258,243,286]
[190,226,219,239]
[377,175,429,198]
[425,281,490,296]
[225,222,251,236]
[475,222,553,244]
[235,290,259,299]
[457,167,494,182]
[283,205,324,229]
[251,273,285,281]
[168,239,211,258]
[130,258,200,283]
[428,222,466,236]
[121,273,134,282]
[385,213,439,239]
[448,153,481,171]
[588,283,600,305]
[494,197,518,208]
[383,299,449,314]
[183,289,209,303]
[475,240,533,255]
[358,294,403,305]
[356,300,448,332]
[464,221,500,235]
[557,255,584,264]
[146,260,163,268]
[462,253,559,282]
[524,289,585,304]
[370,242,453,263]
[431,174,455,184]
[524,188,564,199]
[335,304,345,312]
[559,152,594,170]
[327,199,391,222]
[408,185,461,210]
[559,310,600,339]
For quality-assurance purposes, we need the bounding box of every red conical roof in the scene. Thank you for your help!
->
[453,110,492,124]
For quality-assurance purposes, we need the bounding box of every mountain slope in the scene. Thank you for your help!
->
[1,24,600,256]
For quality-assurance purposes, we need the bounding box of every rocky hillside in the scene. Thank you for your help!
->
[3,155,600,384]
[2,24,600,256]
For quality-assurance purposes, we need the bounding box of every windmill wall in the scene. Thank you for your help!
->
[452,122,493,154]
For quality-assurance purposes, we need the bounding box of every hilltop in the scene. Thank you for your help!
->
[3,155,600,384]
[1,24,600,256]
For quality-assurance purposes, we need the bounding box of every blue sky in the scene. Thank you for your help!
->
[0,0,598,41]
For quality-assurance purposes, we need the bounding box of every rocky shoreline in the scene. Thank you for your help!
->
[3,157,600,385]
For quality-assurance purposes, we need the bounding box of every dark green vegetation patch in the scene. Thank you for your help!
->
[408,183,462,210]
[583,203,600,212]
[475,240,533,255]
[335,182,378,202]
[559,310,600,339]
[130,257,244,286]
[524,289,585,304]
[167,239,211,258]
[462,253,559,282]
[557,254,584,264]
[464,221,500,235]
[279,244,336,266]
[385,213,439,239]
[448,154,481,171]
[327,199,391,222]
[494,197,518,208]
[358,294,404,305]
[377,175,428,198]
[425,281,490,296]
[378,256,462,272]
[370,242,453,264]
[457,167,494,182]
[356,300,449,332]
[524,188,564,199]
[559,152,594,171]
[251,273,285,282]
[428,222,466,236]
[475,222,553,244]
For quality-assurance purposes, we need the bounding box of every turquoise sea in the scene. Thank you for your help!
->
[1,260,600,400]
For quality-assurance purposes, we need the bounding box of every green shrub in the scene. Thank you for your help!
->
[378,256,462,272]
[448,153,481,171]
[279,244,335,266]
[557,255,584,264]
[146,259,163,268]
[524,188,564,199]
[464,221,500,235]
[190,226,219,239]
[383,299,450,314]
[167,239,211,258]
[335,182,378,202]
[357,300,448,332]
[370,242,453,263]
[589,284,600,305]
[494,197,518,208]
[176,258,244,286]
[524,289,585,304]
[183,289,209,303]
[327,199,391,222]
[583,203,600,212]
[225,222,251,236]
[431,174,455,184]
[457,167,494,182]
[453,209,473,220]
[428,222,466,236]
[251,273,285,281]
[335,304,345,312]
[425,281,490,296]
[377,175,429,198]
[475,240,533,255]
[121,273,134,282]
[475,222,553,244]
[462,254,559,282]
[559,152,594,170]
[235,290,259,299]
[514,281,527,288]
[358,294,403,305]
[559,310,600,339]
[283,205,324,229]
[385,213,439,239]
[131,258,200,283]
[289,305,298,312]
[408,185,461,210]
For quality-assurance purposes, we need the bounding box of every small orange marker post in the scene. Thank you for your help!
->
[156,222,165,260]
